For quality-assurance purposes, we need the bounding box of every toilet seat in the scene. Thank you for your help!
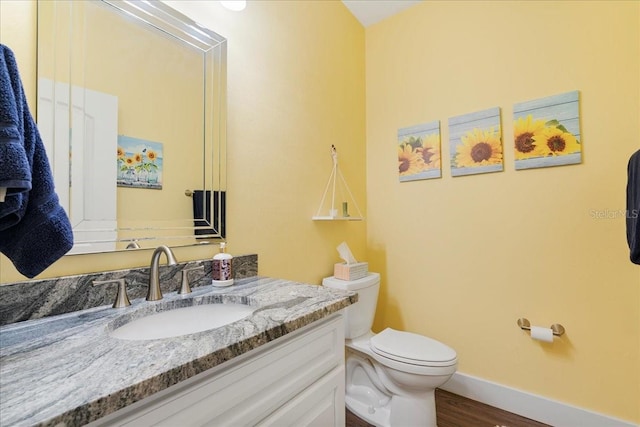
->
[370,328,457,367]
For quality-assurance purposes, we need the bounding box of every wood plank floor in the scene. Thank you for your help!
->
[346,389,551,427]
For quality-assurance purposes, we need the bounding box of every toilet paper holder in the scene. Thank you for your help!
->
[517,318,565,336]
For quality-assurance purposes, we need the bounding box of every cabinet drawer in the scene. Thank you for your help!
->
[92,313,344,426]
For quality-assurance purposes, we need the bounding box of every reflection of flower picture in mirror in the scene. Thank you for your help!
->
[397,120,442,182]
[449,107,503,177]
[117,135,163,189]
[513,91,581,170]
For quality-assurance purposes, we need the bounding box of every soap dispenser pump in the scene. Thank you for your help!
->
[212,242,234,287]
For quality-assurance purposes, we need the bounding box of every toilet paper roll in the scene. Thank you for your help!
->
[530,326,554,343]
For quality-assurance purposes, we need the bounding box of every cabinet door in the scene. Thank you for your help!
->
[258,365,345,427]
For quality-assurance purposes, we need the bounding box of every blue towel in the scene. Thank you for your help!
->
[627,149,640,265]
[0,45,31,230]
[0,44,73,278]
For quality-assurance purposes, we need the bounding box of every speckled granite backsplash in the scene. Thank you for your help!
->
[0,254,258,326]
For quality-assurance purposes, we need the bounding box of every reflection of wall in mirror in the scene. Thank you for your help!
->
[81,1,204,230]
[38,0,209,249]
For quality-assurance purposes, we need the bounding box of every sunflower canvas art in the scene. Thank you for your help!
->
[513,91,581,170]
[398,120,442,182]
[449,107,503,177]
[117,135,163,189]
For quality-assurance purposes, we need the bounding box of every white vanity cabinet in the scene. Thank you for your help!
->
[89,313,346,427]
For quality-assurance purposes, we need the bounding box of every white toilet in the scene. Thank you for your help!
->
[323,272,457,427]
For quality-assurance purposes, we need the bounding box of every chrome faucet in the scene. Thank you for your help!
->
[147,245,178,301]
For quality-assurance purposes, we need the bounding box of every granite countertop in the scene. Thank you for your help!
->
[0,276,357,427]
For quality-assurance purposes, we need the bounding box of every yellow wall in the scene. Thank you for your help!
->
[366,0,639,423]
[0,0,367,284]
[166,0,368,284]
[0,0,36,102]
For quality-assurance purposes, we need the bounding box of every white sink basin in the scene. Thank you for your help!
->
[110,303,254,341]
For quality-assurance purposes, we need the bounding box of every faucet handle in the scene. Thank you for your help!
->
[93,279,131,308]
[179,265,205,295]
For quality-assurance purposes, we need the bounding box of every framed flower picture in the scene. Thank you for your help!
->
[513,91,581,170]
[117,135,163,189]
[449,107,503,177]
[398,120,442,182]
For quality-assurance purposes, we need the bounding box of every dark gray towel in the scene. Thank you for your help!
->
[627,149,640,265]
[192,190,226,238]
[0,44,73,278]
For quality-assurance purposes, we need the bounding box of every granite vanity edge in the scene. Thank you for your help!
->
[36,294,357,427]
[0,254,258,326]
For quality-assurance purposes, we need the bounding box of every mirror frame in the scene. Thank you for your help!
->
[37,0,227,254]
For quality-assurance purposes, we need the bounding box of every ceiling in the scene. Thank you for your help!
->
[341,0,423,27]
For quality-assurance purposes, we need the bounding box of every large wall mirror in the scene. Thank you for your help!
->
[37,0,227,255]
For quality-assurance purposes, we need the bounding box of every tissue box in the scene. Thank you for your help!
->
[334,262,368,281]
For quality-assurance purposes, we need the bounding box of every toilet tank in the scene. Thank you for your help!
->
[322,272,380,339]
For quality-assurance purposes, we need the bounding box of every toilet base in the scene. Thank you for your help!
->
[345,340,447,427]
[346,395,390,427]
[347,391,438,427]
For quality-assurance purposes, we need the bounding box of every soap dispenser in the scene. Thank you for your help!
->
[212,242,234,287]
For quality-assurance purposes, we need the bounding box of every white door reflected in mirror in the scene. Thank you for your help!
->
[38,80,118,254]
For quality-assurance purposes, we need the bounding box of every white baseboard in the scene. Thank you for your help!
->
[440,372,638,427]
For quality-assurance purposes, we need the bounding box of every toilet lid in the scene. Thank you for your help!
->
[370,328,457,367]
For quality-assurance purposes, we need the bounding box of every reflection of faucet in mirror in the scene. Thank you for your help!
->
[147,245,178,301]
[126,241,140,249]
